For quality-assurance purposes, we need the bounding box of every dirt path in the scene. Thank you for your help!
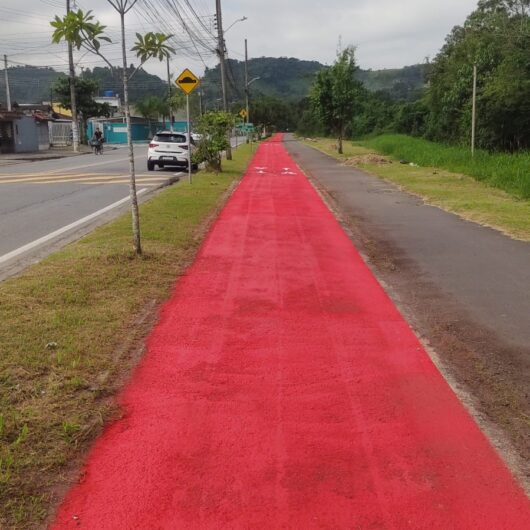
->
[52,135,530,529]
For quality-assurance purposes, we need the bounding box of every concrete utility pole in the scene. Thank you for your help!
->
[471,64,477,157]
[3,55,12,111]
[166,55,173,131]
[66,0,80,152]
[244,39,249,124]
[215,0,232,159]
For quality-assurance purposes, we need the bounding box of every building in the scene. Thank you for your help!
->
[0,110,50,153]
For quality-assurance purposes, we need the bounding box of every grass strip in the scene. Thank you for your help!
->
[301,137,530,241]
[363,134,530,200]
[0,143,254,529]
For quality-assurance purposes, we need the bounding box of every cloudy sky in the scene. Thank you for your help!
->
[1,0,480,79]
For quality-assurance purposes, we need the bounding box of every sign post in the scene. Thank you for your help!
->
[175,68,200,184]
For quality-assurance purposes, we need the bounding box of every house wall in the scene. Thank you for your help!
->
[13,116,39,153]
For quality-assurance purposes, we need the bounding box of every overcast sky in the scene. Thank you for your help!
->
[1,0,480,79]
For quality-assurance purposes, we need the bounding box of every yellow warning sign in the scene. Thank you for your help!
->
[239,109,247,119]
[175,68,200,95]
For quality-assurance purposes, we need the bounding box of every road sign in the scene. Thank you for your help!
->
[239,109,247,119]
[238,123,255,133]
[175,68,200,95]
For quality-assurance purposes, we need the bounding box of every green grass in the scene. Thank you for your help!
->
[361,134,530,200]
[302,137,530,241]
[0,144,254,529]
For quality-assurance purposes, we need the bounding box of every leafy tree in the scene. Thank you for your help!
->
[53,77,111,141]
[135,96,167,135]
[311,46,364,153]
[426,0,530,150]
[194,111,234,172]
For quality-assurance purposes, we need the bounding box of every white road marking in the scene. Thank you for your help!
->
[0,189,148,265]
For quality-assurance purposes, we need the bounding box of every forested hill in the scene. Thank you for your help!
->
[0,59,426,105]
[0,66,167,105]
[201,58,426,105]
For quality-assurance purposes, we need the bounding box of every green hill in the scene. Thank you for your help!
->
[1,59,426,107]
[201,58,426,108]
[0,66,166,105]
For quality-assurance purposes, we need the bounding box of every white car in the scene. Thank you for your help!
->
[147,131,196,171]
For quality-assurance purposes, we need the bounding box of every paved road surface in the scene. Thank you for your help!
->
[285,138,530,349]
[0,138,246,280]
[285,136,530,469]
[52,135,530,529]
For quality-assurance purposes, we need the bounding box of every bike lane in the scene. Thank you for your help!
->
[53,135,530,529]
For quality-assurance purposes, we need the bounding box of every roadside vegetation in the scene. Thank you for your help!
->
[303,137,530,241]
[0,144,254,529]
[364,134,530,200]
[297,2,530,241]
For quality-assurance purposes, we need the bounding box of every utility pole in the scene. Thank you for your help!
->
[66,0,80,152]
[3,55,12,111]
[471,64,477,157]
[215,0,232,159]
[166,55,173,132]
[244,39,249,124]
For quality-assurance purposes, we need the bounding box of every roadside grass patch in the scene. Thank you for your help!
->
[301,136,530,241]
[0,144,253,529]
[363,134,530,200]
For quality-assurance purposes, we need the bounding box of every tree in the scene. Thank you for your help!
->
[53,77,112,141]
[135,96,167,136]
[426,0,530,150]
[311,46,364,153]
[51,3,175,255]
[51,7,110,152]
[194,111,234,172]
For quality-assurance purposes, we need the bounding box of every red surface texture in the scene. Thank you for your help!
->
[53,135,530,529]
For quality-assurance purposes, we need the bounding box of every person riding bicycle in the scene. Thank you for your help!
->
[91,128,104,155]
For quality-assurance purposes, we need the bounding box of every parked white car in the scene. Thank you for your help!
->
[147,131,196,171]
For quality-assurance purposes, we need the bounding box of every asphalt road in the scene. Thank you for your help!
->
[285,136,530,349]
[0,146,178,279]
[285,136,530,471]
[0,137,246,280]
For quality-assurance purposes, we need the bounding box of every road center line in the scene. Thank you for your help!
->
[0,189,148,265]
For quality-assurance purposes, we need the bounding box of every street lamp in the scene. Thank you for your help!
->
[225,16,247,34]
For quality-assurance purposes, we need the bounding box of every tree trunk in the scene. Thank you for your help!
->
[67,0,79,152]
[338,133,343,155]
[120,10,142,256]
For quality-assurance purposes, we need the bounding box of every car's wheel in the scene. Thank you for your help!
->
[192,163,198,171]
[147,160,155,171]
[159,163,165,169]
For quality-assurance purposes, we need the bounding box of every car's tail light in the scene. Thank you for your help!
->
[149,143,159,148]
[181,145,189,150]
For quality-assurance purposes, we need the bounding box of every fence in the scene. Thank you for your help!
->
[49,121,72,147]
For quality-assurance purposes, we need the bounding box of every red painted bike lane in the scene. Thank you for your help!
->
[53,135,530,529]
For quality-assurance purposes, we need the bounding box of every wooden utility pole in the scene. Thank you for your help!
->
[66,0,80,152]
[215,0,232,159]
[471,64,477,157]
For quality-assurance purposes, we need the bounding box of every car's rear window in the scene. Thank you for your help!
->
[153,134,187,143]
